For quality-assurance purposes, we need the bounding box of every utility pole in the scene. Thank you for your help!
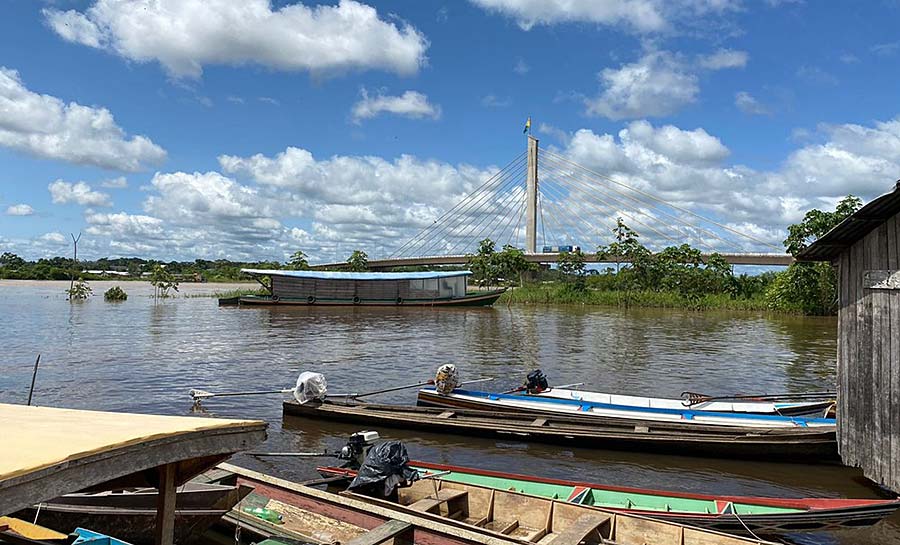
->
[525,135,539,253]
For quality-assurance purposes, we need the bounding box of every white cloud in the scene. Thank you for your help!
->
[797,65,838,86]
[698,49,748,70]
[514,57,530,75]
[557,117,900,248]
[481,94,511,108]
[6,204,34,216]
[38,232,67,244]
[44,0,429,79]
[100,176,128,188]
[0,67,166,171]
[469,0,739,33]
[49,180,112,207]
[586,51,698,120]
[585,50,746,120]
[351,89,441,123]
[734,91,769,115]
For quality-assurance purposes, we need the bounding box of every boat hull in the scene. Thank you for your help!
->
[417,389,836,430]
[283,400,838,461]
[317,462,900,535]
[228,289,505,307]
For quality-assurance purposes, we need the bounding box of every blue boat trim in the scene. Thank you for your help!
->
[421,387,836,425]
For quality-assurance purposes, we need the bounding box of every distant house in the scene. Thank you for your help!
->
[797,181,900,492]
[83,270,131,277]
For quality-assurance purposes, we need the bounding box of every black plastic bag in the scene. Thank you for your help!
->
[347,441,419,498]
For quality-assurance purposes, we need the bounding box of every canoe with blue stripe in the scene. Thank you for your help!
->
[317,461,900,535]
[416,388,836,429]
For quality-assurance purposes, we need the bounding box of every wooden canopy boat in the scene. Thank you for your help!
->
[18,483,249,545]
[417,388,836,430]
[522,387,834,417]
[283,400,838,461]
[0,518,132,545]
[227,269,505,307]
[208,463,771,545]
[318,461,900,535]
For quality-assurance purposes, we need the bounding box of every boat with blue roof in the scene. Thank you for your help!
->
[226,269,505,307]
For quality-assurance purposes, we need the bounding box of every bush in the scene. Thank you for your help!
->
[66,278,92,301]
[104,286,128,301]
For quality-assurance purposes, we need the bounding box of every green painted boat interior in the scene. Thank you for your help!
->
[413,467,804,515]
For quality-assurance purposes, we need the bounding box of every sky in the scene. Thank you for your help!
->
[1,0,900,264]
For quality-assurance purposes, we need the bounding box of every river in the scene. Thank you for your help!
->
[1,280,897,544]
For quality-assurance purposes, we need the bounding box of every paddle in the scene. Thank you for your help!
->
[328,377,495,400]
[190,376,495,402]
[502,382,585,395]
[681,390,837,406]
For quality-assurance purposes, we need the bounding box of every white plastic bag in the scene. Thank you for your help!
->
[294,371,328,404]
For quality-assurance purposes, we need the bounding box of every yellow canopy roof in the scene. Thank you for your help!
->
[0,403,266,516]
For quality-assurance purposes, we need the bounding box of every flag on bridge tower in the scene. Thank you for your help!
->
[523,116,531,134]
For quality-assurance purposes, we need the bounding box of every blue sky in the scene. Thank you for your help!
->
[1,0,899,263]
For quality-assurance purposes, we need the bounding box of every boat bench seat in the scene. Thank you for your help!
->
[407,489,468,514]
[484,519,518,534]
[545,514,611,545]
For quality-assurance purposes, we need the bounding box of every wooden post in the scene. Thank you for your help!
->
[525,135,539,254]
[155,463,177,545]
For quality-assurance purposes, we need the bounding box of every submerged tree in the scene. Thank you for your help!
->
[466,238,499,287]
[346,250,369,272]
[494,244,536,286]
[150,264,179,299]
[557,248,587,291]
[66,277,92,301]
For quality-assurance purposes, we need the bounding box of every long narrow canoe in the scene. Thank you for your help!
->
[522,388,834,417]
[212,463,772,545]
[318,461,900,535]
[417,388,836,429]
[283,400,838,461]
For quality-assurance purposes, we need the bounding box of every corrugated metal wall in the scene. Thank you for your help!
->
[836,211,900,492]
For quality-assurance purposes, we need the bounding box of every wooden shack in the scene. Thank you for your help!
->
[797,181,900,492]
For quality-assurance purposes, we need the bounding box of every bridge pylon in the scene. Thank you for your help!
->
[525,135,538,253]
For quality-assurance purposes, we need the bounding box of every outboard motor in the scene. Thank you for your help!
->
[337,430,380,468]
[348,441,419,501]
[526,369,549,394]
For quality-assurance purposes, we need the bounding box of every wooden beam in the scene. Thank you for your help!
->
[155,463,177,545]
[346,519,413,545]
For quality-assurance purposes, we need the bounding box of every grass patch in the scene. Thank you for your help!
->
[500,284,771,312]
[188,288,268,299]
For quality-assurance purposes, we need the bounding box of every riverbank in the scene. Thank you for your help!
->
[499,284,771,312]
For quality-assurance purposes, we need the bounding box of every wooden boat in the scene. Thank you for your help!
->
[283,400,838,461]
[417,388,836,430]
[0,519,131,545]
[318,461,900,535]
[523,387,834,417]
[208,463,771,545]
[19,483,249,545]
[228,269,505,307]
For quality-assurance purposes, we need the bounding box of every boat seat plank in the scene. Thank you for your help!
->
[485,519,519,534]
[436,411,456,419]
[407,489,468,512]
[346,519,412,545]
[463,516,488,527]
[545,514,610,545]
[531,418,548,427]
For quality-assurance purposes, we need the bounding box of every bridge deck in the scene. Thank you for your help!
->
[312,253,794,271]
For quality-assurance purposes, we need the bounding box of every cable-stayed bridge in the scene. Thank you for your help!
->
[315,136,793,269]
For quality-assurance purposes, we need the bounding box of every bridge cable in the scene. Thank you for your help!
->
[540,148,782,250]
[540,155,734,252]
[449,176,527,255]
[390,151,527,257]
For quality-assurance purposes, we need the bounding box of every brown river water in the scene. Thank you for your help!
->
[1,280,897,544]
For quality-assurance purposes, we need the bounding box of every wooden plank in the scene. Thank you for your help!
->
[436,411,456,419]
[155,463,177,545]
[345,519,412,545]
[530,418,548,427]
[544,514,609,545]
[864,270,900,289]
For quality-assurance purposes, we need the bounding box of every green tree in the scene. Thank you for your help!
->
[0,252,25,269]
[150,264,180,299]
[766,195,862,315]
[66,277,92,301]
[494,244,535,286]
[287,250,310,270]
[346,250,369,272]
[466,238,500,287]
[557,249,587,290]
